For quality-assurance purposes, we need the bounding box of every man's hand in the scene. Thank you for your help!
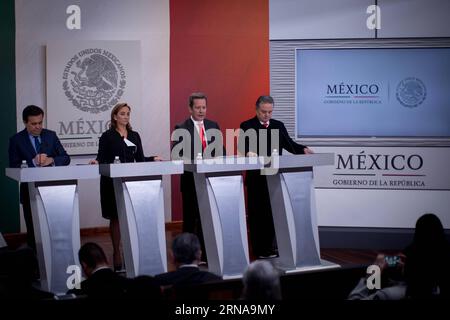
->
[35,153,54,166]
[153,156,163,161]
[373,254,388,273]
[303,147,314,154]
[246,151,258,157]
[88,159,99,165]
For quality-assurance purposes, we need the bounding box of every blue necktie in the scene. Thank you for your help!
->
[34,136,41,153]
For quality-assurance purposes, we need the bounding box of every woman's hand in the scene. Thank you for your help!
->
[88,159,98,165]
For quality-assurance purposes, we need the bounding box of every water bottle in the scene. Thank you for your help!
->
[272,148,279,156]
[113,156,121,164]
[196,153,203,161]
[20,160,28,168]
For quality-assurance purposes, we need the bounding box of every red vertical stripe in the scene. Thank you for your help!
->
[170,0,269,220]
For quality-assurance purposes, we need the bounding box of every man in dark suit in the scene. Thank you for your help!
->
[69,242,129,299]
[154,233,221,287]
[171,92,224,262]
[239,95,313,259]
[8,105,70,249]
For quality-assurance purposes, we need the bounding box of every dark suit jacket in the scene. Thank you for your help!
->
[239,116,306,157]
[172,118,224,160]
[239,117,308,256]
[154,266,221,287]
[69,268,130,299]
[172,118,225,191]
[9,128,70,203]
[8,128,70,168]
[239,116,307,189]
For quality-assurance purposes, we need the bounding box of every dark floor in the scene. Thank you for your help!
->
[2,228,386,300]
[3,225,384,273]
[82,228,381,272]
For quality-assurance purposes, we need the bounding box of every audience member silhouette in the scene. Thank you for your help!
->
[404,213,450,299]
[241,260,282,300]
[349,213,450,300]
[70,242,129,299]
[348,253,406,300]
[0,246,54,299]
[154,233,221,288]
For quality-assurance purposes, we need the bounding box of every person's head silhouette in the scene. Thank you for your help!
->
[405,213,450,299]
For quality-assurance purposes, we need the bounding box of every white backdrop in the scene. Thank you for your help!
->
[269,0,450,229]
[46,41,142,155]
[313,147,450,228]
[15,0,170,229]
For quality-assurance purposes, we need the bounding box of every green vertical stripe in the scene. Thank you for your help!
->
[0,0,19,233]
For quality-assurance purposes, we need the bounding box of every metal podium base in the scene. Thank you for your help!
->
[277,259,341,274]
[222,274,244,280]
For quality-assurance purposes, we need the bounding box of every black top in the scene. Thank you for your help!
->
[96,128,145,219]
[96,128,145,164]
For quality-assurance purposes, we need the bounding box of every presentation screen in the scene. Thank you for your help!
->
[296,47,450,139]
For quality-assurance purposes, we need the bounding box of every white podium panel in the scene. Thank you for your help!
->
[265,154,340,272]
[5,165,99,294]
[100,161,183,278]
[186,156,264,278]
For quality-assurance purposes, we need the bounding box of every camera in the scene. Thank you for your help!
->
[384,255,400,267]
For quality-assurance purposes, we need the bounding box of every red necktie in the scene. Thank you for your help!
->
[198,123,206,151]
[263,122,269,128]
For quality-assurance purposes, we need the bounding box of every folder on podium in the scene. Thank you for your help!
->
[100,161,183,278]
[5,165,99,294]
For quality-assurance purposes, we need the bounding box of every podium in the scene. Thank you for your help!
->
[5,165,99,294]
[265,154,340,272]
[185,156,264,278]
[100,161,183,278]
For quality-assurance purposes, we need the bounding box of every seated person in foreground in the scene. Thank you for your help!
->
[154,233,221,287]
[348,253,406,300]
[69,242,129,298]
[349,212,450,300]
[241,260,282,301]
[0,246,54,300]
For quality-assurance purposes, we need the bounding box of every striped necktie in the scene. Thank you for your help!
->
[34,136,41,153]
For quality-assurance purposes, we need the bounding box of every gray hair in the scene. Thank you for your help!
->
[242,260,282,300]
[255,95,274,109]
